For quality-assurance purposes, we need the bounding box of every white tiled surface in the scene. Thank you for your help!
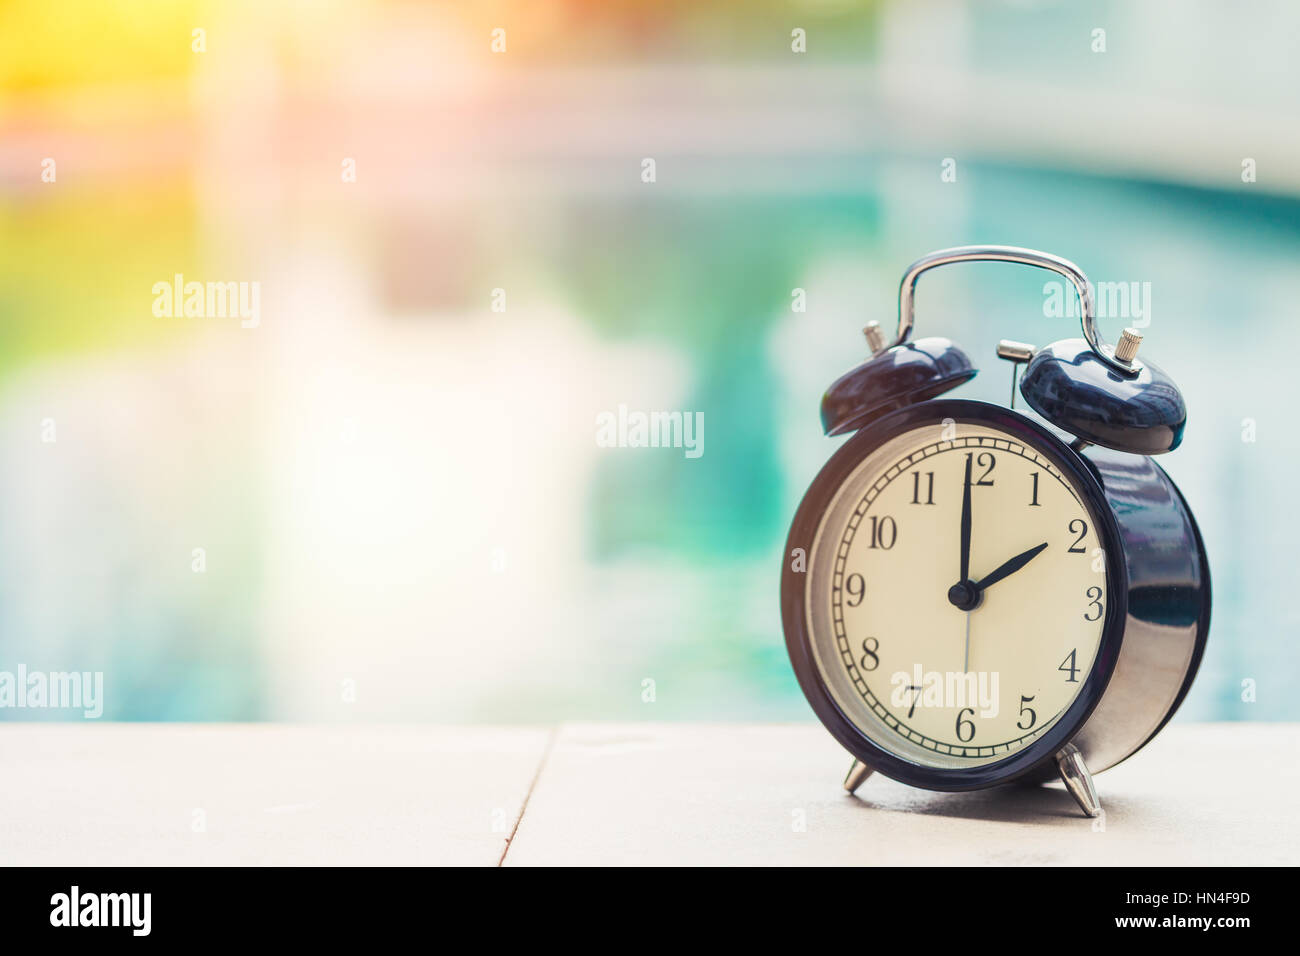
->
[503,723,1299,866]
[0,725,549,866]
[1,723,1292,866]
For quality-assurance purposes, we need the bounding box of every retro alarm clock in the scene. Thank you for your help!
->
[781,246,1209,817]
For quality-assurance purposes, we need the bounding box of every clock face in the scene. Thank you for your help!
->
[803,416,1111,770]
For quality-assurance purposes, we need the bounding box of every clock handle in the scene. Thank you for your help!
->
[894,245,1141,376]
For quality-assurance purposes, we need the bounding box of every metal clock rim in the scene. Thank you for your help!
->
[781,398,1130,793]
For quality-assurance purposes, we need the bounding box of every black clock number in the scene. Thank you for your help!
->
[1029,471,1041,506]
[845,573,865,607]
[1068,518,1088,553]
[1084,586,1104,622]
[911,471,935,505]
[1017,695,1037,730]
[859,637,880,672]
[955,707,976,742]
[1059,648,1080,683]
[904,684,922,719]
[867,515,897,550]
[965,452,996,486]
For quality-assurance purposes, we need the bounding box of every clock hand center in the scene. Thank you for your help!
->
[947,579,983,612]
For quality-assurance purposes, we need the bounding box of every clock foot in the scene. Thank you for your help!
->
[843,758,874,794]
[1056,744,1102,818]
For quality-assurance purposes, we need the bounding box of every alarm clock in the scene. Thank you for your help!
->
[781,246,1210,817]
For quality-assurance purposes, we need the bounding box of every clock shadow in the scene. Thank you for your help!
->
[847,781,1098,823]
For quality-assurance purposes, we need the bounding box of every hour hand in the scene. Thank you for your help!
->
[974,542,1049,592]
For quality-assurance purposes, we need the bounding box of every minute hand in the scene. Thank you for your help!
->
[973,542,1049,592]
[959,454,973,582]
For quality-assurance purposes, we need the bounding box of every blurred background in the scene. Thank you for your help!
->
[1,0,1296,722]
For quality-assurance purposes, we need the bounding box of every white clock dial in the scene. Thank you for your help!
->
[806,421,1108,768]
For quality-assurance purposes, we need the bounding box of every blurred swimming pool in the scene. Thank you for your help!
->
[2,1,1297,724]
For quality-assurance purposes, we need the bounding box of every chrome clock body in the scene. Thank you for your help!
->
[1053,445,1210,778]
